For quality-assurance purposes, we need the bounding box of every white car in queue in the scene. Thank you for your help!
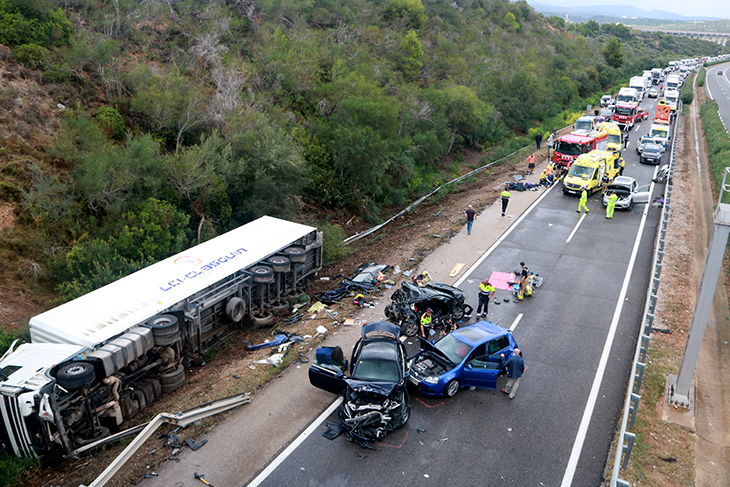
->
[602,176,651,211]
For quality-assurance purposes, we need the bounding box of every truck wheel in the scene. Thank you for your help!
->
[147,314,179,337]
[271,302,289,314]
[283,246,307,263]
[252,312,274,327]
[57,362,96,390]
[250,265,274,284]
[154,330,181,347]
[160,364,186,394]
[226,297,246,322]
[268,256,291,273]
[75,426,110,446]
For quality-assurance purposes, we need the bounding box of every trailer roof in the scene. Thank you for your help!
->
[29,216,317,348]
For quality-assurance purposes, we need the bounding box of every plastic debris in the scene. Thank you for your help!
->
[315,325,328,334]
[308,302,328,313]
[254,353,285,366]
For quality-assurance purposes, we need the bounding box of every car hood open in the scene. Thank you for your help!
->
[416,337,455,367]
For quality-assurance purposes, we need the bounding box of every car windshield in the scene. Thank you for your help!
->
[352,341,400,382]
[616,106,635,116]
[555,141,583,156]
[650,128,668,138]
[435,334,474,365]
[616,95,634,103]
[575,120,592,131]
[567,164,594,178]
[607,134,621,144]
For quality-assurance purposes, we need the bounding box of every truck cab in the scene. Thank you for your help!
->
[612,102,638,130]
[552,131,608,168]
[572,115,597,135]
[663,89,680,111]
[598,122,622,154]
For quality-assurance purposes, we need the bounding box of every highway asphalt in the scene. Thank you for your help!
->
[248,95,668,486]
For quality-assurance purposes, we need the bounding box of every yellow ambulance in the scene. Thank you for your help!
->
[561,150,621,196]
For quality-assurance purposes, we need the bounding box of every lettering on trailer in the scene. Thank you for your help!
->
[160,249,247,291]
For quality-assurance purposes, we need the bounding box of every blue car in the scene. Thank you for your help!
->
[408,322,518,397]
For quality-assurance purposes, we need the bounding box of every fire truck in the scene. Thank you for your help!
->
[612,102,639,130]
[552,130,608,169]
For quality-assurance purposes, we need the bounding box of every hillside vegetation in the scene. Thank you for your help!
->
[0,0,723,314]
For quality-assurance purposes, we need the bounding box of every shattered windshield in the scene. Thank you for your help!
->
[435,335,474,365]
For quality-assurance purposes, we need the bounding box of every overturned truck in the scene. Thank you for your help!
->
[0,216,321,459]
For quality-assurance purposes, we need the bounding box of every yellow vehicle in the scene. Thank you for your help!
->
[599,122,623,154]
[561,150,620,196]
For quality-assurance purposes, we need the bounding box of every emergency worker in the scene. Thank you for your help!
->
[420,308,434,340]
[601,173,610,195]
[501,185,511,217]
[577,186,589,214]
[518,262,533,301]
[606,191,618,219]
[476,278,495,317]
[619,157,626,176]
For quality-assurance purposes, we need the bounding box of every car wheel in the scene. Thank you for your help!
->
[401,317,419,337]
[56,361,96,390]
[628,201,634,211]
[444,379,460,398]
[452,304,465,320]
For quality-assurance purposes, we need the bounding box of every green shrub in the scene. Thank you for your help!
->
[700,100,730,203]
[697,68,706,87]
[96,106,126,140]
[13,43,50,69]
[681,74,694,105]
[318,221,350,265]
[0,450,39,487]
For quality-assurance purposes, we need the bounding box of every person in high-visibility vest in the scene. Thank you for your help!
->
[619,157,626,176]
[501,185,511,217]
[476,278,496,317]
[606,191,618,219]
[577,187,589,214]
[420,308,434,340]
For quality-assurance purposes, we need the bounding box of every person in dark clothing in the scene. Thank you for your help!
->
[622,130,629,149]
[535,132,543,150]
[500,348,525,399]
[476,278,495,317]
[464,205,476,235]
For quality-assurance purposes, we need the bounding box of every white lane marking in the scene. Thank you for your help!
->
[565,212,587,243]
[510,313,523,332]
[454,183,558,287]
[560,139,661,487]
[247,397,343,487]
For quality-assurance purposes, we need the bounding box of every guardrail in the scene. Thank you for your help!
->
[609,101,681,486]
[342,124,574,246]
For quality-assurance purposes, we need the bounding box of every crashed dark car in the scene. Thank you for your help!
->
[309,322,410,446]
[315,263,390,304]
[385,281,472,337]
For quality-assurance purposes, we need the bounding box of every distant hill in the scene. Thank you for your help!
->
[526,1,721,21]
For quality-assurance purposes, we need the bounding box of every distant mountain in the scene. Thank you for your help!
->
[526,1,720,21]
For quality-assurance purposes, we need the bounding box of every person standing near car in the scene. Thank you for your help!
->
[606,191,618,219]
[476,278,495,318]
[420,308,434,341]
[547,132,555,159]
[622,130,630,149]
[577,186,589,214]
[501,348,525,399]
[464,205,476,235]
[601,173,610,195]
[618,156,625,176]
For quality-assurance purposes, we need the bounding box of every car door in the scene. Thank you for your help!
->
[462,336,511,389]
[632,185,652,204]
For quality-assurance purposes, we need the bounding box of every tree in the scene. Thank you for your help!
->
[384,0,427,29]
[603,36,624,69]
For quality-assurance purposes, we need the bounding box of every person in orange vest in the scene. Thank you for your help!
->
[527,153,535,175]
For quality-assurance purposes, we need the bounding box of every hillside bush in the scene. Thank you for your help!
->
[699,100,730,202]
[0,1,73,47]
[96,106,126,140]
[697,68,706,87]
[13,43,50,69]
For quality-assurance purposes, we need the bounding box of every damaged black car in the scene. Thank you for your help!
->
[385,281,472,336]
[308,322,410,446]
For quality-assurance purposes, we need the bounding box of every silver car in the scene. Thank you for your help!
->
[602,176,651,211]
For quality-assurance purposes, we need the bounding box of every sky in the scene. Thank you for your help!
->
[535,0,730,19]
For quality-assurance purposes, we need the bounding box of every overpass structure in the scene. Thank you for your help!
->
[633,27,730,46]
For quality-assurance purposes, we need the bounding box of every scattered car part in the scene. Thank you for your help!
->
[194,473,216,487]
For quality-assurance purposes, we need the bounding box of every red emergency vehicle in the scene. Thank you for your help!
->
[552,130,608,168]
[612,102,638,129]
[654,102,671,125]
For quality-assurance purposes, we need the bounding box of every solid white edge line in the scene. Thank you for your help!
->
[454,183,558,287]
[247,397,343,487]
[560,153,661,487]
[510,313,523,332]
[566,213,587,243]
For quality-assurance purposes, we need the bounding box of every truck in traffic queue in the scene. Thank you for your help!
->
[665,74,681,91]
[552,130,608,168]
[616,87,640,104]
[663,89,680,111]
[612,102,639,130]
[629,77,648,100]
[0,216,323,459]
[651,68,662,85]
[654,102,672,125]
[649,123,670,150]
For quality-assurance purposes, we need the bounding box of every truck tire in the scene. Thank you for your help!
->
[250,265,274,284]
[154,330,181,347]
[56,362,96,390]
[268,256,291,273]
[282,246,306,263]
[161,374,186,394]
[159,364,185,386]
[75,426,110,446]
[147,314,179,337]
[251,312,274,327]
[226,297,246,322]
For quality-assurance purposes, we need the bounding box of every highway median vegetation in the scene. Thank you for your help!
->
[699,100,730,207]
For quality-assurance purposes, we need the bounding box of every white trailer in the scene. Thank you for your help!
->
[0,216,322,458]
